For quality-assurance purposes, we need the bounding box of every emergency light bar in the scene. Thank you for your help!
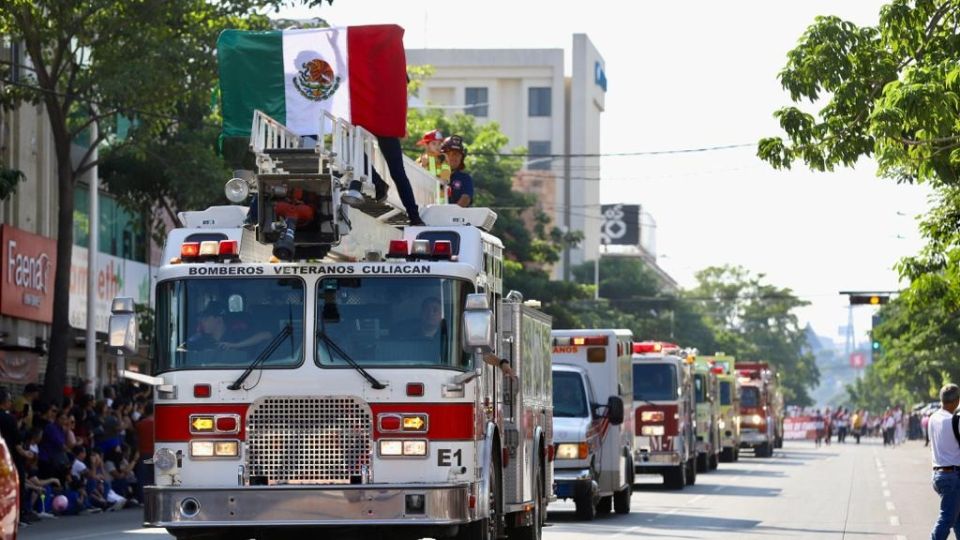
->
[177,239,240,263]
[386,239,455,261]
[633,341,680,354]
[552,336,609,346]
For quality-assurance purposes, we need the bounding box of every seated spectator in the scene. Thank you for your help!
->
[38,410,71,481]
[440,135,474,208]
[86,448,124,512]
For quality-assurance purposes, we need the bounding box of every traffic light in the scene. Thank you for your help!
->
[849,294,890,306]
[871,339,881,351]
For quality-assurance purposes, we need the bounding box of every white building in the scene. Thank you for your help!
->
[406,34,606,278]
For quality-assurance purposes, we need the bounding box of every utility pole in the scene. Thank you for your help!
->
[85,120,99,397]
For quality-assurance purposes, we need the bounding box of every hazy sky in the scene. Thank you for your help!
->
[277,1,932,347]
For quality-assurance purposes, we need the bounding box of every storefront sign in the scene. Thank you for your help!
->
[0,225,56,323]
[69,246,152,333]
[594,61,607,92]
[0,350,39,385]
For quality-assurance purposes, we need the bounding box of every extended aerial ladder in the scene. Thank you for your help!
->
[223,110,447,261]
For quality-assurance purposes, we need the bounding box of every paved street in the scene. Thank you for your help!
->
[20,438,938,540]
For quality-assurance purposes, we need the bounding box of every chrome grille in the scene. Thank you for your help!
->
[245,396,372,485]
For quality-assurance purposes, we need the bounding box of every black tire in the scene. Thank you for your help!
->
[514,465,543,540]
[686,458,697,485]
[574,489,596,521]
[720,447,735,463]
[458,455,502,539]
[596,495,612,515]
[664,465,686,490]
[734,448,740,462]
[614,458,632,514]
[775,436,783,449]
[709,452,719,470]
[696,452,707,473]
[755,443,771,458]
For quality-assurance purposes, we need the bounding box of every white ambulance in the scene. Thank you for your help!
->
[549,329,634,520]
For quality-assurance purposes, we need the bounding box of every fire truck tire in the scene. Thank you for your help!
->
[756,443,771,458]
[614,459,633,514]
[708,452,719,470]
[686,459,697,485]
[696,453,708,473]
[734,448,740,461]
[596,495,612,515]
[664,465,685,490]
[720,447,735,463]
[459,453,502,540]
[514,463,544,540]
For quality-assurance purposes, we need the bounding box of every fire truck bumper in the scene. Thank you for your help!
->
[739,429,769,447]
[144,483,475,528]
[633,450,683,472]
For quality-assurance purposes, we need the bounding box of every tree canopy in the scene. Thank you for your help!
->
[759,0,960,408]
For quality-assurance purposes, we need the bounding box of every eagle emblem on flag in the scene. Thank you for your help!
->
[293,58,341,101]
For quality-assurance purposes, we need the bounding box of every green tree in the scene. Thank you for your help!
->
[758,0,960,406]
[688,266,818,405]
[0,0,328,402]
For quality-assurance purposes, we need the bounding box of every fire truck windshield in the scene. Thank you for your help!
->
[720,381,732,405]
[552,371,588,418]
[632,363,678,402]
[741,386,760,407]
[155,278,305,371]
[316,277,471,369]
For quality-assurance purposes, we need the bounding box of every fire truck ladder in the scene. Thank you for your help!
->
[248,110,446,260]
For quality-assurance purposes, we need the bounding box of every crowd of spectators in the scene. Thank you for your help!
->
[0,381,154,526]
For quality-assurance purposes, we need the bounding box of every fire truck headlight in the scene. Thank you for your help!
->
[640,425,665,436]
[214,441,239,457]
[718,420,726,430]
[751,415,763,425]
[190,441,215,457]
[154,448,177,472]
[402,440,428,456]
[641,411,665,422]
[555,443,588,460]
[379,440,403,456]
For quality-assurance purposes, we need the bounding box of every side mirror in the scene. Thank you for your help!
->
[108,297,138,356]
[606,396,625,426]
[462,293,494,354]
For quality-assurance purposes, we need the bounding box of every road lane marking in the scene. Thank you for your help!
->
[896,535,907,540]
[883,489,891,497]
[886,500,896,511]
[889,515,900,526]
[882,480,888,488]
[687,494,706,504]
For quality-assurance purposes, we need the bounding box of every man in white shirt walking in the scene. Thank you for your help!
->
[929,384,960,540]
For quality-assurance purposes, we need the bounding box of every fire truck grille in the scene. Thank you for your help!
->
[245,396,372,485]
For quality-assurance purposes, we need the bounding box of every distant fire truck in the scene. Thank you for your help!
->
[736,362,784,457]
[108,112,553,540]
[702,355,740,462]
[692,357,721,472]
[631,342,697,490]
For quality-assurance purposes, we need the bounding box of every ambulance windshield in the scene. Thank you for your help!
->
[552,371,589,418]
[316,277,471,369]
[633,363,678,402]
[155,278,305,371]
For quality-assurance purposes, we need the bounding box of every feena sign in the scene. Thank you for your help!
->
[594,61,607,92]
[0,225,56,323]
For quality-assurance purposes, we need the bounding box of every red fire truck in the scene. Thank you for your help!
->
[631,342,698,489]
[108,113,553,540]
[736,362,784,458]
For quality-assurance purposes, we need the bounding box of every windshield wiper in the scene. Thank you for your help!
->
[227,324,294,391]
[317,331,387,390]
[634,394,660,408]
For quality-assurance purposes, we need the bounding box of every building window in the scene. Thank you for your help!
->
[465,87,488,117]
[74,186,148,263]
[528,87,552,117]
[527,141,552,171]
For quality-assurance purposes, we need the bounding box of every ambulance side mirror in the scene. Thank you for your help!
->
[462,294,494,354]
[606,396,624,426]
[108,297,139,356]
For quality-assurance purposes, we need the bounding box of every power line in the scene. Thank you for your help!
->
[475,142,755,159]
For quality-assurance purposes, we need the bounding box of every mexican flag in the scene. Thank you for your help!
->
[218,25,408,138]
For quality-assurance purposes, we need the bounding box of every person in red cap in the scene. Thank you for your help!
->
[416,129,452,183]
